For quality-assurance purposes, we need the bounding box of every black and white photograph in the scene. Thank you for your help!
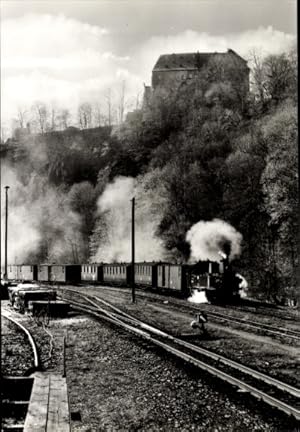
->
[0,0,298,430]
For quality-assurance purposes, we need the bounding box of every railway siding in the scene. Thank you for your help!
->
[56,288,300,422]
[56,286,300,389]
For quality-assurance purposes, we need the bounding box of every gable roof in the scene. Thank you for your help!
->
[153,49,248,71]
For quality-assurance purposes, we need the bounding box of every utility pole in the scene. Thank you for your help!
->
[4,186,9,279]
[131,197,135,303]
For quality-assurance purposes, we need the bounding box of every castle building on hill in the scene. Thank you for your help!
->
[143,49,250,108]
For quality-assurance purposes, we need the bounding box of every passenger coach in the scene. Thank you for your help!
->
[81,264,103,283]
[103,263,131,285]
[134,262,158,287]
[7,265,37,282]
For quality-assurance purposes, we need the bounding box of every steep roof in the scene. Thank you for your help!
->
[153,49,248,71]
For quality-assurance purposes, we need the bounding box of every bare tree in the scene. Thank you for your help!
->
[117,80,126,124]
[263,53,294,103]
[31,102,49,134]
[105,89,112,126]
[78,102,92,129]
[49,104,58,131]
[57,108,71,130]
[16,107,28,128]
[93,102,103,127]
[249,49,267,103]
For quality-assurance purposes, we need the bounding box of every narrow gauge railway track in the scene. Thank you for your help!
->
[70,285,300,343]
[2,310,40,371]
[56,287,300,421]
[2,311,40,432]
[131,290,300,341]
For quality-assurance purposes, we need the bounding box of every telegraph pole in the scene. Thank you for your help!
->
[131,197,135,303]
[4,186,9,279]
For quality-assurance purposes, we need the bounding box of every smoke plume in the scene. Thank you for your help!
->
[1,163,84,267]
[93,175,166,262]
[186,218,242,262]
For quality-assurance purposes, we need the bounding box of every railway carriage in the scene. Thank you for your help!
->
[81,264,103,283]
[49,265,81,284]
[7,265,20,281]
[157,261,221,295]
[103,263,132,285]
[135,262,158,287]
[157,264,189,294]
[7,265,38,282]
[20,265,38,281]
[37,264,51,282]
[7,257,240,302]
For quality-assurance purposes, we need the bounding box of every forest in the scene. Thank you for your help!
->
[1,48,298,302]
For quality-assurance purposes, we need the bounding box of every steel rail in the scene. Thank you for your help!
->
[2,310,39,369]
[203,311,300,341]
[88,294,300,399]
[67,298,300,421]
[56,288,300,406]
[57,287,300,399]
[75,285,300,341]
[135,290,300,341]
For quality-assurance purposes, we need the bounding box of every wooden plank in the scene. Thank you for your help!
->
[23,373,50,432]
[46,375,70,432]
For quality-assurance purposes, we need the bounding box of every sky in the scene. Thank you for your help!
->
[1,0,297,137]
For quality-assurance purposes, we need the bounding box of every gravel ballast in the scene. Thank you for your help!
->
[64,315,297,431]
[2,299,298,431]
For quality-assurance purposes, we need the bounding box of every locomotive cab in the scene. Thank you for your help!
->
[188,261,219,301]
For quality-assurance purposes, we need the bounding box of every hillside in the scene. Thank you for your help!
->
[1,49,298,302]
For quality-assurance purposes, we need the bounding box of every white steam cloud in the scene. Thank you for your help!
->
[188,290,209,304]
[186,218,242,262]
[1,164,83,267]
[94,176,165,262]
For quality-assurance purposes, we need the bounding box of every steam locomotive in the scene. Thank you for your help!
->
[5,259,242,302]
